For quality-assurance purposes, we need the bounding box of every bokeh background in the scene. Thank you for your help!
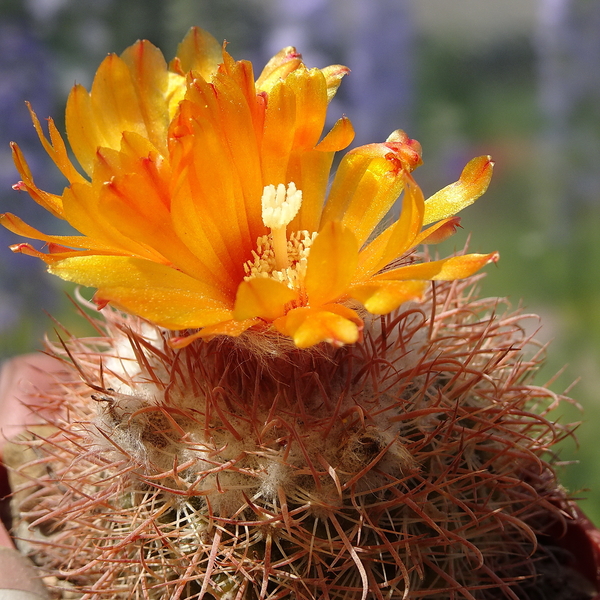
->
[1,0,600,521]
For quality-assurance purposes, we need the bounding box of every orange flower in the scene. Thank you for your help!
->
[2,27,497,348]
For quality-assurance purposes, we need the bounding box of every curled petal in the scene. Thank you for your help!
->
[423,156,494,225]
[417,217,462,245]
[384,130,423,172]
[350,280,427,314]
[320,65,350,102]
[322,132,422,246]
[275,304,363,348]
[315,116,355,153]
[255,46,303,92]
[234,278,297,321]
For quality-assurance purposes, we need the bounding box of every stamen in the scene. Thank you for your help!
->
[261,183,302,269]
[243,230,317,290]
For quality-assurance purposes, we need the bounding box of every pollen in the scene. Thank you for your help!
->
[243,229,317,290]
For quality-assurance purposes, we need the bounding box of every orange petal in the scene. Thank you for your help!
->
[61,182,164,262]
[171,77,263,273]
[1,212,128,253]
[315,116,355,153]
[321,135,420,246]
[65,83,105,176]
[372,252,500,282]
[9,242,100,264]
[25,103,86,185]
[67,50,166,175]
[211,68,263,239]
[260,76,298,186]
[275,305,363,348]
[320,65,350,103]
[49,256,231,329]
[416,217,462,245]
[423,156,494,225]
[234,278,297,321]
[169,26,222,80]
[96,154,222,288]
[119,39,172,155]
[350,280,427,314]
[357,178,425,278]
[286,67,328,149]
[305,221,359,306]
[255,47,303,93]
[11,143,65,219]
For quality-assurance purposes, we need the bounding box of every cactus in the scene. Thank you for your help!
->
[7,277,582,599]
[2,26,593,600]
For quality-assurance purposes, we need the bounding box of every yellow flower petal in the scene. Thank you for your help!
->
[321,131,422,246]
[233,278,297,321]
[320,65,351,103]
[305,222,359,306]
[49,256,231,329]
[350,280,427,314]
[169,26,222,80]
[10,142,65,219]
[416,217,462,245]
[290,117,355,233]
[4,28,498,349]
[170,318,261,348]
[315,116,355,153]
[62,183,164,262]
[119,40,173,155]
[357,177,425,278]
[25,103,86,186]
[9,242,101,264]
[423,156,494,225]
[0,213,124,252]
[373,252,499,282]
[65,84,105,176]
[255,47,303,93]
[68,56,142,168]
[275,305,362,348]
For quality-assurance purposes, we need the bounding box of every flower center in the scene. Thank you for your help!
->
[243,183,316,290]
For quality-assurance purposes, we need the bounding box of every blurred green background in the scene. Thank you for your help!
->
[1,0,599,522]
